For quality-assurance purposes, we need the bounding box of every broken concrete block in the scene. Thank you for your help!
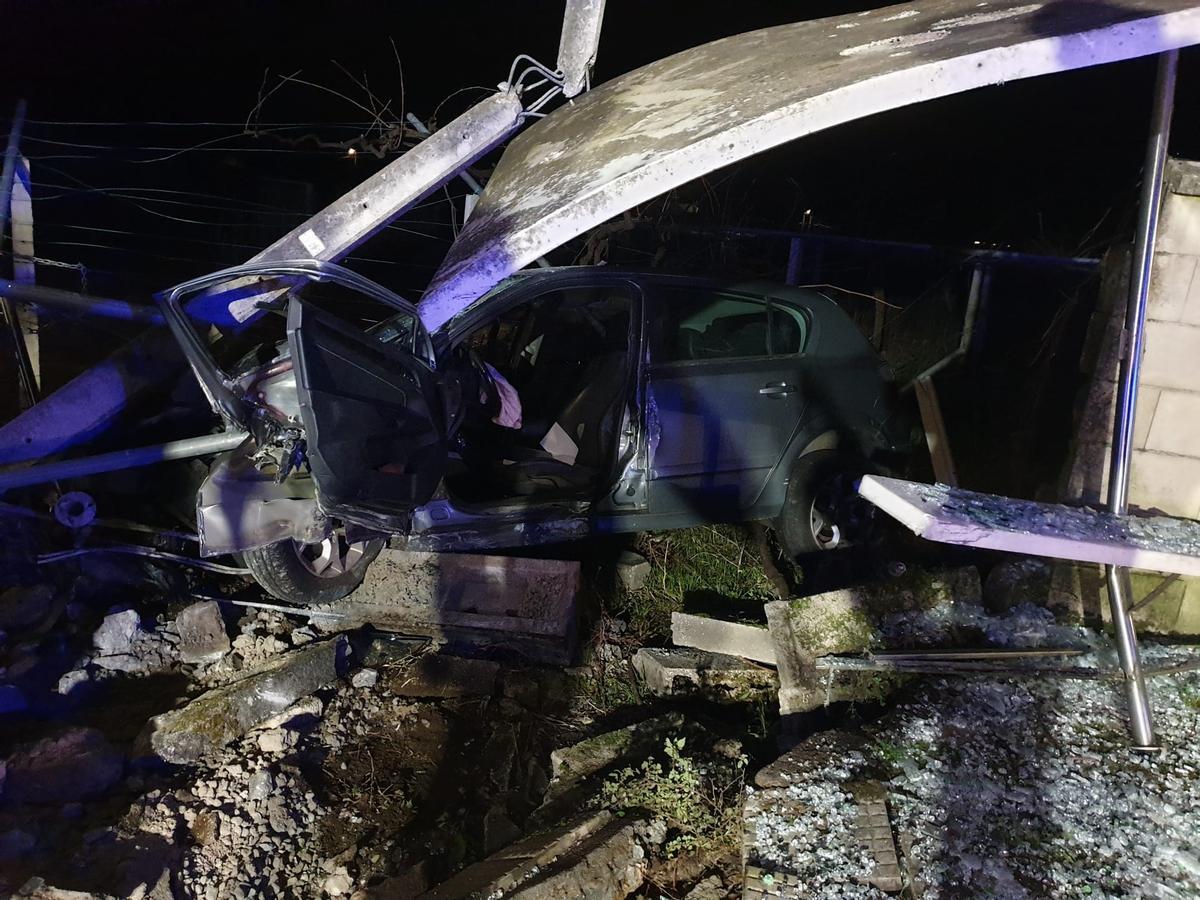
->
[763,568,978,719]
[92,609,142,660]
[144,636,345,764]
[506,822,645,899]
[351,667,378,688]
[632,647,776,701]
[670,612,775,664]
[765,600,907,718]
[173,601,230,663]
[616,550,651,592]
[389,654,499,699]
[314,549,579,664]
[3,727,123,804]
[91,609,174,673]
[424,811,645,900]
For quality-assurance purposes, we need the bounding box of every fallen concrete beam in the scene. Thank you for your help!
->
[859,475,1200,576]
[424,810,647,899]
[632,647,777,701]
[670,612,775,665]
[312,549,579,665]
[142,636,345,764]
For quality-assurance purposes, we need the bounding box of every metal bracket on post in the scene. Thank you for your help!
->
[1104,49,1179,752]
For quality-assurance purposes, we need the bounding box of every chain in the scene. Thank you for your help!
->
[2,250,89,292]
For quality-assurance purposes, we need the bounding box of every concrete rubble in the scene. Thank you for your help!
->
[616,550,652,593]
[0,559,743,899]
[173,601,230,664]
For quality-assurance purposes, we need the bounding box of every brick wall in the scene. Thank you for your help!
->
[1062,158,1200,634]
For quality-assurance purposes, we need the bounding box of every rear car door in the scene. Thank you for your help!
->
[645,284,809,518]
[287,296,447,530]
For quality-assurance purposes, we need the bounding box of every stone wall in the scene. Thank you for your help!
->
[1063,158,1200,634]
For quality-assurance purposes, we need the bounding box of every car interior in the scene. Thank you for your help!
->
[444,286,637,504]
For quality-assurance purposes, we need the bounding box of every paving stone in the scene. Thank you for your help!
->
[852,789,903,893]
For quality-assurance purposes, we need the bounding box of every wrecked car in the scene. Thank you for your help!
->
[159,259,909,603]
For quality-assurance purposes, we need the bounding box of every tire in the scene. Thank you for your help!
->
[776,450,877,559]
[243,533,384,605]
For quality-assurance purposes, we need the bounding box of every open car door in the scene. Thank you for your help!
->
[287,297,446,530]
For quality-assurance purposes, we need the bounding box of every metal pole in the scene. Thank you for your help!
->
[0,430,248,492]
[0,280,164,324]
[1104,49,1178,751]
[0,100,38,407]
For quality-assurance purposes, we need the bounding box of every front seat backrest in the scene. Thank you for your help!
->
[553,352,629,469]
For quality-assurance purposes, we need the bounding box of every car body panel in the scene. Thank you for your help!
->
[163,262,904,556]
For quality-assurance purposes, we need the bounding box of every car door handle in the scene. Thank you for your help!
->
[759,382,793,397]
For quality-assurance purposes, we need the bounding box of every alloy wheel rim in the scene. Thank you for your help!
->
[293,534,367,578]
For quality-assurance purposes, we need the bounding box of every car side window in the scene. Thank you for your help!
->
[650,288,806,362]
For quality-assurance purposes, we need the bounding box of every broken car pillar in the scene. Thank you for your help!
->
[1105,50,1180,751]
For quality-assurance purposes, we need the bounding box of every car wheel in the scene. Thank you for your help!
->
[243,532,384,605]
[776,450,877,558]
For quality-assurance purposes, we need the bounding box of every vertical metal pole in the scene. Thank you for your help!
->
[0,100,38,408]
[1105,50,1178,751]
[12,155,39,394]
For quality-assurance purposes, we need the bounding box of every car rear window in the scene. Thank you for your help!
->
[650,289,807,362]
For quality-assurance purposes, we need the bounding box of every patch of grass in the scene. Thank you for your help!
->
[1179,682,1200,711]
[596,736,747,858]
[613,526,777,641]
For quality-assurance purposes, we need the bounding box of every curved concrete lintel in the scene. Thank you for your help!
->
[421,0,1200,330]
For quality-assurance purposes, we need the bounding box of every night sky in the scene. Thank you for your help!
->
[1,1,1198,299]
